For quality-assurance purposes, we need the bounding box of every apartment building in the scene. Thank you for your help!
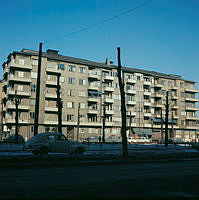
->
[2,48,199,141]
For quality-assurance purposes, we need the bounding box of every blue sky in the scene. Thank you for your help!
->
[0,0,198,86]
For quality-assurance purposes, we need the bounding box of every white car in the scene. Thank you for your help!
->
[24,132,87,155]
[128,137,137,143]
[128,137,151,143]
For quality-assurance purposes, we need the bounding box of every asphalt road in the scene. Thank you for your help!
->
[0,160,199,199]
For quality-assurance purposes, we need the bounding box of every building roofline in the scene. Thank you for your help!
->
[10,49,195,83]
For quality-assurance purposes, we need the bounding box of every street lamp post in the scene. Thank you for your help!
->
[14,91,21,143]
[165,91,169,147]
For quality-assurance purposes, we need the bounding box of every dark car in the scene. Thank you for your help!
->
[3,134,25,144]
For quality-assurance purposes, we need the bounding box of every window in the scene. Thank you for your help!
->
[30,112,35,119]
[67,114,74,121]
[19,59,25,65]
[160,80,165,85]
[18,71,24,78]
[67,102,74,108]
[58,64,65,70]
[31,84,36,92]
[60,76,64,83]
[80,103,86,109]
[137,76,141,81]
[79,67,86,73]
[181,92,185,97]
[115,83,119,89]
[79,79,86,85]
[168,81,172,87]
[68,65,76,72]
[67,89,74,96]
[79,91,85,97]
[47,75,51,81]
[180,82,184,87]
[30,99,35,105]
[68,77,75,84]
[80,115,84,122]
[31,72,37,79]
[18,85,23,91]
[32,59,38,65]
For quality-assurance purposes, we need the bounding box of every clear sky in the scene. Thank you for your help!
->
[0,0,198,86]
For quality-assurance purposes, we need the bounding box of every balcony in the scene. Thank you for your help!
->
[88,73,100,79]
[144,102,151,106]
[104,86,114,92]
[46,67,61,74]
[88,97,99,102]
[105,122,114,126]
[88,85,99,90]
[104,98,114,104]
[127,100,136,105]
[171,86,178,90]
[154,83,163,88]
[144,81,151,85]
[7,90,31,97]
[144,112,152,117]
[45,93,57,99]
[185,88,199,93]
[144,124,151,128]
[5,118,29,124]
[154,103,164,108]
[153,93,163,98]
[44,120,59,125]
[88,109,98,114]
[126,111,136,116]
[186,116,199,120]
[103,75,114,81]
[106,110,114,115]
[6,103,30,110]
[185,107,199,111]
[45,107,58,112]
[126,79,136,84]
[171,95,178,100]
[185,97,199,102]
[144,91,151,96]
[126,89,136,94]
[46,80,57,86]
[8,62,32,70]
[172,105,178,109]
[8,75,31,83]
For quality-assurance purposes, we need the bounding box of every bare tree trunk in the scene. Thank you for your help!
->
[117,47,128,157]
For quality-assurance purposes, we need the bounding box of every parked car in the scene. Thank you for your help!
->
[128,137,137,143]
[24,132,87,155]
[128,137,151,143]
[191,142,199,151]
[168,138,184,144]
[3,134,25,144]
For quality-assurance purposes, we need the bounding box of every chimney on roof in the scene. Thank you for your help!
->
[105,58,113,65]
[46,49,59,55]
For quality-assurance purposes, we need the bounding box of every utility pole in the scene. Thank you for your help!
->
[102,102,106,143]
[56,73,63,133]
[14,91,21,143]
[129,111,132,137]
[34,42,42,136]
[165,91,169,147]
[161,108,164,144]
[76,103,80,142]
[117,47,128,157]
[171,111,174,139]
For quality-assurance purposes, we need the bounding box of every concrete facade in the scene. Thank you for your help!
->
[2,49,199,141]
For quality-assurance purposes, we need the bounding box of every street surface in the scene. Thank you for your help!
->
[0,160,199,199]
